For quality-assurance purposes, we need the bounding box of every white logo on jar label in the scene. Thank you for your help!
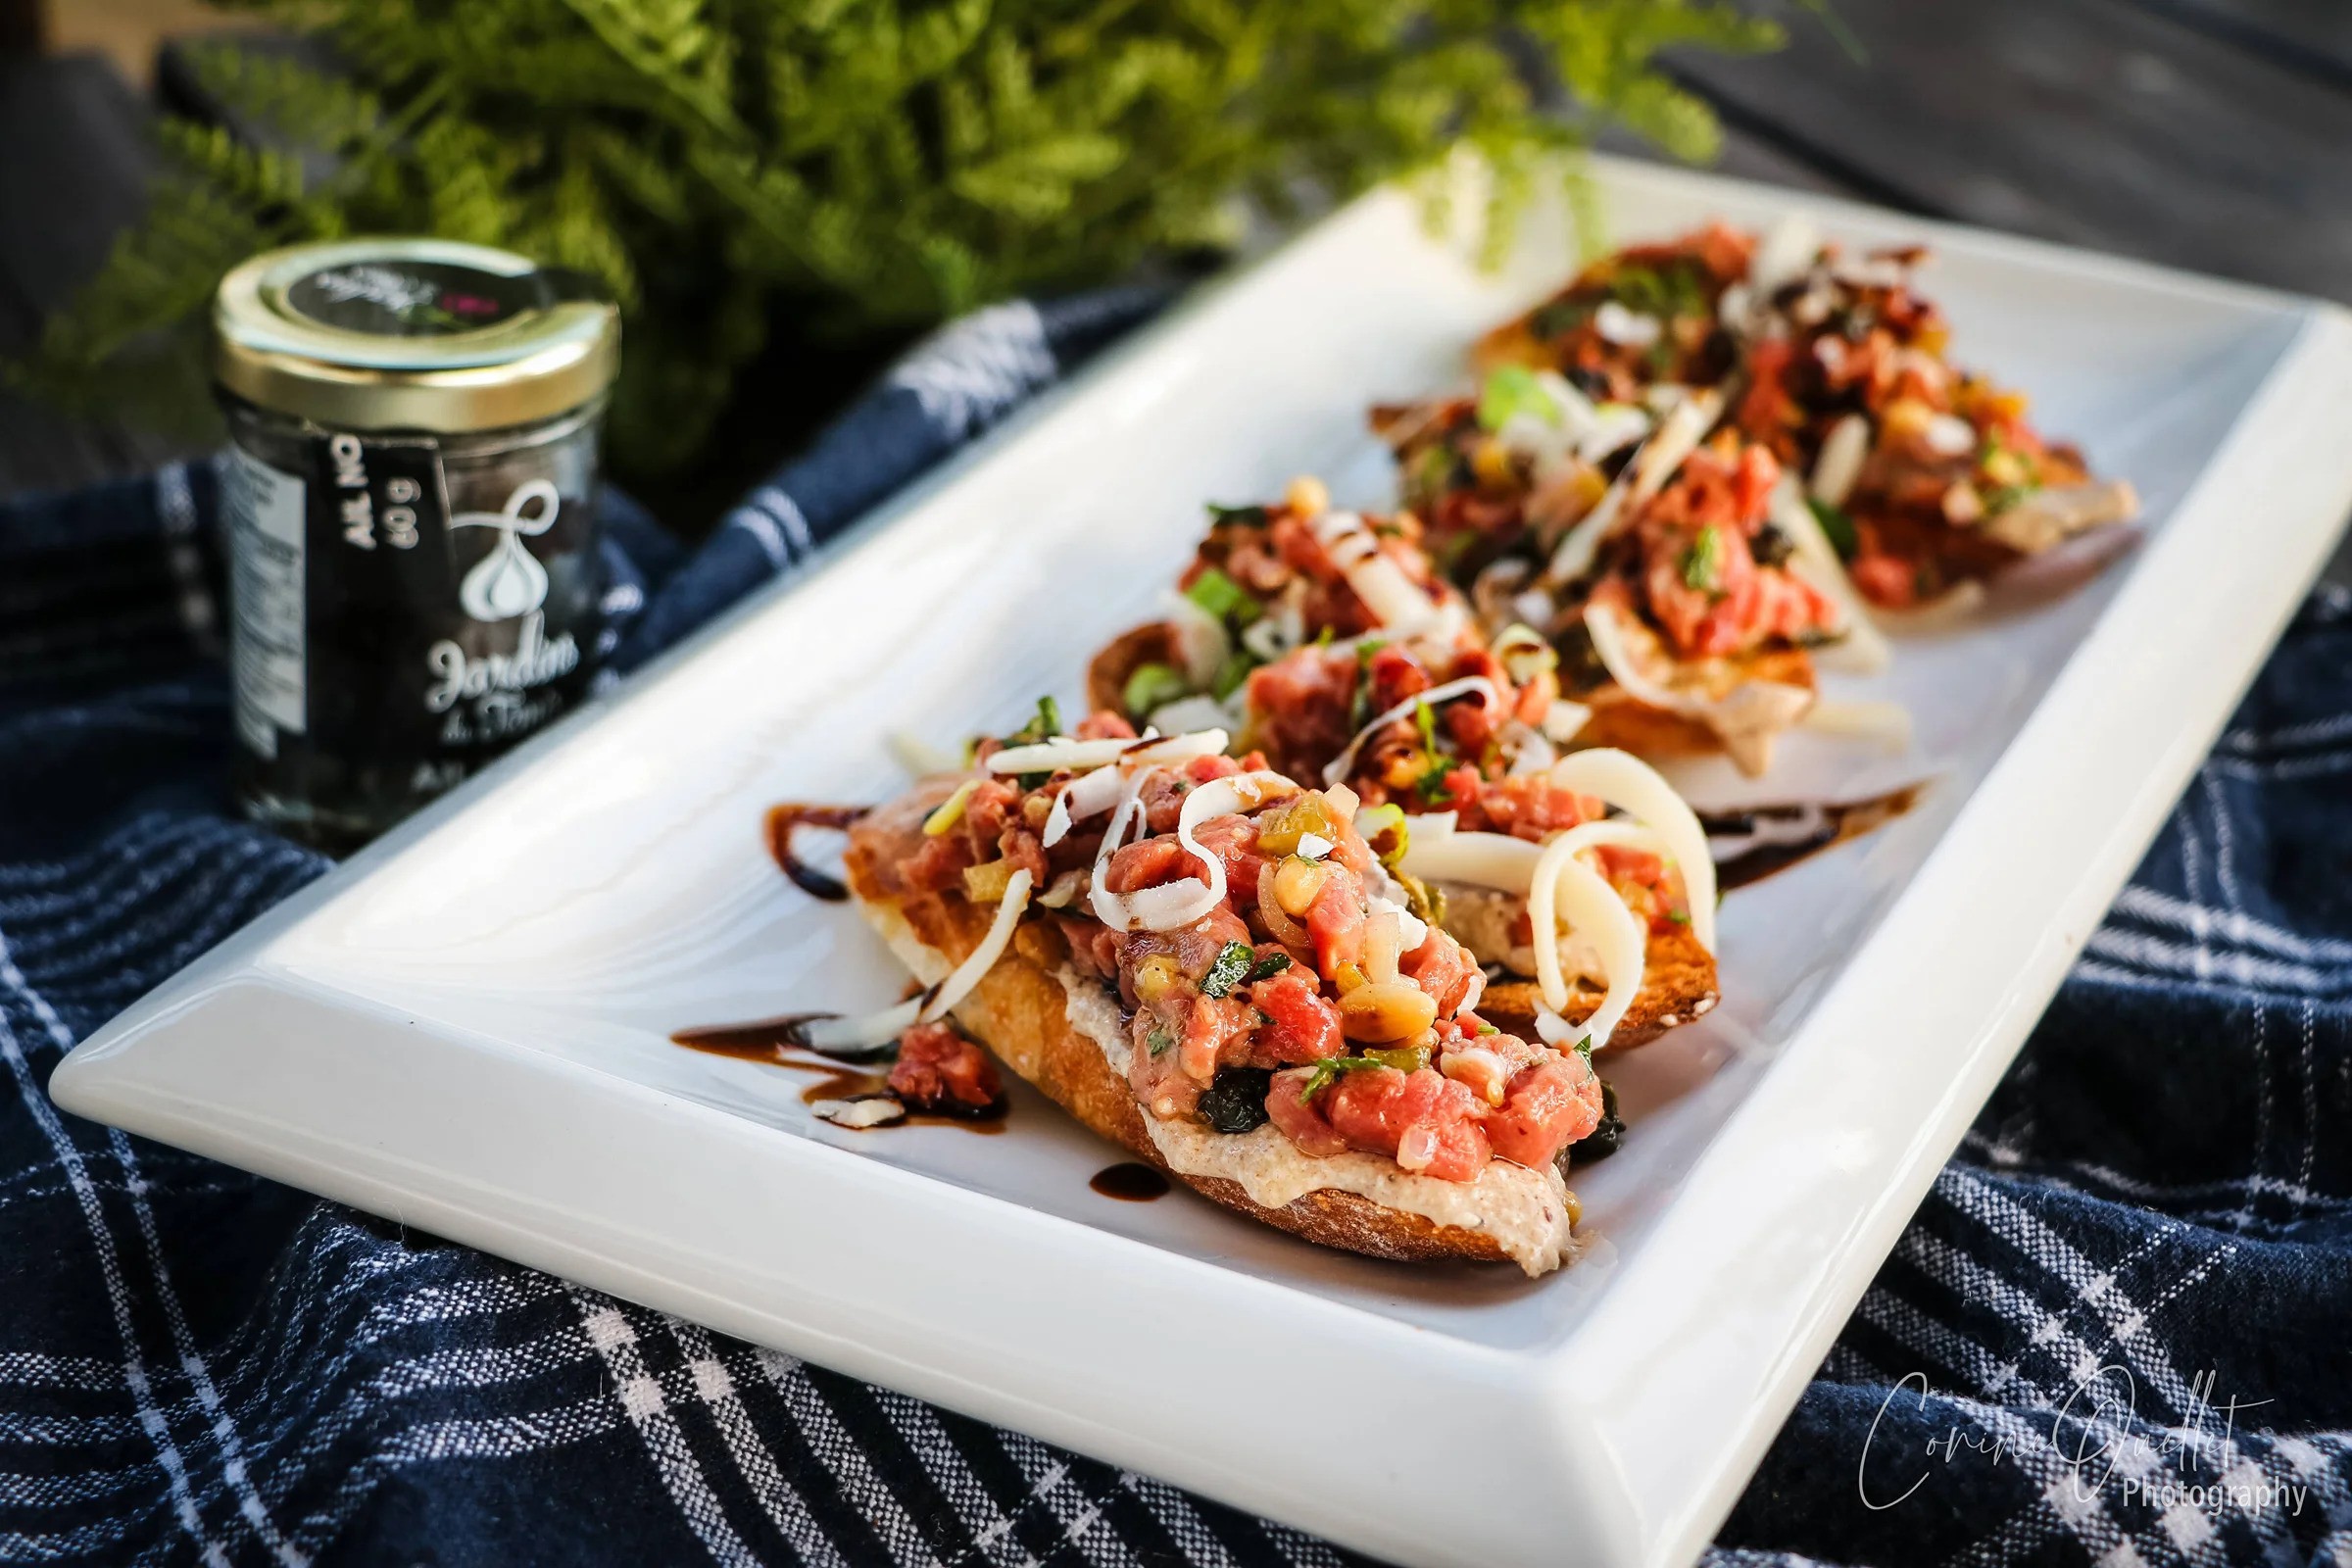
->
[312,264,441,315]
[453,478,559,621]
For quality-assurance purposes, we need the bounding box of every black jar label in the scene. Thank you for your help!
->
[221,424,601,843]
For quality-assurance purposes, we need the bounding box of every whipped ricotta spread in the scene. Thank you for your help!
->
[1053,966,1575,1276]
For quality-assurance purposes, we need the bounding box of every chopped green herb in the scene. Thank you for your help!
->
[1408,444,1458,504]
[1006,696,1061,747]
[1362,1043,1432,1074]
[1184,566,1260,625]
[1477,365,1560,432]
[1680,525,1725,593]
[1199,941,1253,1000]
[1806,496,1859,562]
[1668,908,1691,925]
[1573,1035,1594,1064]
[1528,297,1592,340]
[1474,1017,1500,1036]
[1611,260,1707,321]
[1983,482,2037,514]
[1245,953,1293,982]
[1412,698,1455,804]
[1146,1024,1176,1057]
[1292,1054,1392,1101]
[1435,528,1479,576]
[1120,662,1193,720]
[1348,638,1389,729]
[1206,502,1270,527]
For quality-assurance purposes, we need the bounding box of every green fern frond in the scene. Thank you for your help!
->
[34,0,1790,478]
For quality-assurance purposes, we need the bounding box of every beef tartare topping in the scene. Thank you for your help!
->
[890,703,1653,1180]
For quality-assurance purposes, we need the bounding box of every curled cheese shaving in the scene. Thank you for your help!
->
[1321,676,1500,787]
[1583,603,1813,777]
[1400,822,1660,1049]
[1768,476,1890,676]
[1088,769,1292,932]
[797,863,1037,1051]
[1800,698,1913,748]
[1163,590,1231,688]
[1809,413,1871,510]
[918,867,1034,1023]
[1040,789,1075,848]
[796,997,923,1054]
[1545,748,1718,956]
[987,728,1226,777]
[1313,510,1438,631]
[1544,389,1723,586]
[1525,824,1650,1040]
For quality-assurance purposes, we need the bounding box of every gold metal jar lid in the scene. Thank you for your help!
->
[212,238,619,433]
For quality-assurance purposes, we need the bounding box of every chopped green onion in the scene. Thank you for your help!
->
[1006,696,1061,747]
[1477,365,1560,432]
[1680,525,1725,593]
[1206,502,1270,527]
[1528,298,1592,339]
[1199,941,1253,1000]
[1245,953,1293,982]
[1292,1054,1392,1101]
[1146,1024,1176,1057]
[1184,566,1260,625]
[1120,662,1193,720]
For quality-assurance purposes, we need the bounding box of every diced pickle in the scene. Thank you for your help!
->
[1255,793,1341,857]
[1360,1043,1431,1075]
[962,858,1015,902]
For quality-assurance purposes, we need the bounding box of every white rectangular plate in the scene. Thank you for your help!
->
[54,157,2352,1568]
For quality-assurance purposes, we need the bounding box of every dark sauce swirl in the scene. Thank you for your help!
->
[763,803,869,902]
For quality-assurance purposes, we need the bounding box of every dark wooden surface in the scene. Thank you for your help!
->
[5,2,2351,572]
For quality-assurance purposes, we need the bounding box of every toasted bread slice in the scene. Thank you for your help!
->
[1472,921,1719,1048]
[843,785,1716,1274]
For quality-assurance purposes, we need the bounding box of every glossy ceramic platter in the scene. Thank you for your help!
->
[53,158,2352,1567]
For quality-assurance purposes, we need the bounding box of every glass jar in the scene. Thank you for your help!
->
[212,239,620,852]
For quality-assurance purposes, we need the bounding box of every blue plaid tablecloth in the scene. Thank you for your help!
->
[4,288,2350,1568]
